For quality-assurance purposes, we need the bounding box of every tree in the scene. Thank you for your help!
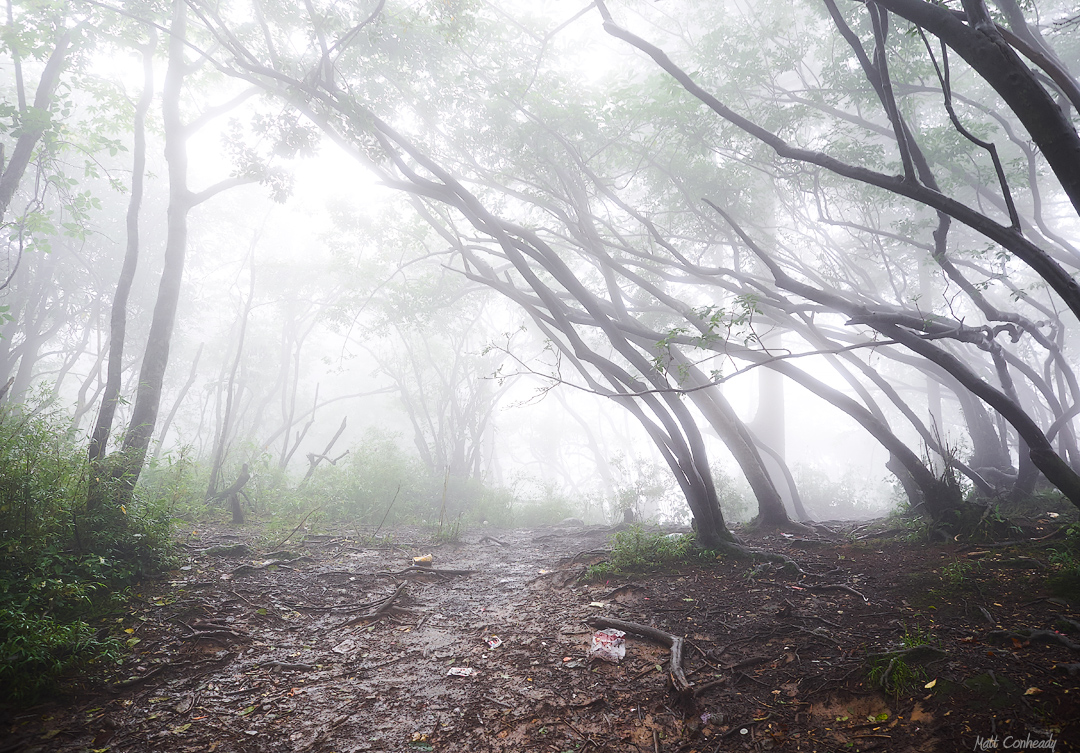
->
[595,0,1080,511]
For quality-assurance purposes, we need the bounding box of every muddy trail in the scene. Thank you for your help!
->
[4,521,1080,752]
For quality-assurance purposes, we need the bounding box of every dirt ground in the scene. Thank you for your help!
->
[3,519,1080,752]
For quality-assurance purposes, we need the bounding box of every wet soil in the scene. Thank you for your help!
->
[3,521,1079,752]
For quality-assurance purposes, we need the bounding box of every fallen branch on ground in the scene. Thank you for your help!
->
[375,565,477,577]
[797,583,868,602]
[272,506,323,550]
[333,581,409,630]
[587,616,691,694]
[987,628,1080,651]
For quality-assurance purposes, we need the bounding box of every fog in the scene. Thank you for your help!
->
[3,0,1079,536]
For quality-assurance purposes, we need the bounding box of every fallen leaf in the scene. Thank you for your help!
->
[925,679,937,689]
[1024,687,1042,696]
[238,705,256,716]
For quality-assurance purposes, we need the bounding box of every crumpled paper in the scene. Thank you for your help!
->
[588,628,626,663]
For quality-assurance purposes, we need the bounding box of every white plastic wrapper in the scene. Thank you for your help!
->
[588,628,626,663]
[447,666,480,677]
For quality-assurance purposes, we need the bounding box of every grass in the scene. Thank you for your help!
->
[586,525,704,579]
[941,558,979,588]
[866,622,934,696]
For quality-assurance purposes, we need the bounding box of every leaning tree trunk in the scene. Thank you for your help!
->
[114,0,193,499]
[86,37,155,509]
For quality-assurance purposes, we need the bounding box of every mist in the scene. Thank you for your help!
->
[2,0,1079,746]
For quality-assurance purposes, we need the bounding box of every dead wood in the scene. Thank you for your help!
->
[207,464,251,524]
[202,543,251,557]
[111,664,167,689]
[271,506,323,550]
[180,630,245,642]
[691,676,729,697]
[259,660,315,671]
[587,616,691,694]
[1055,616,1080,634]
[798,583,869,602]
[600,584,642,601]
[376,565,477,577]
[855,528,908,540]
[988,556,1046,569]
[866,645,948,664]
[479,535,509,547]
[987,628,1080,651]
[333,581,409,630]
[568,548,609,564]
[303,415,348,482]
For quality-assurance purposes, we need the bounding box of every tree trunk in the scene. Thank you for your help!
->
[115,0,193,497]
[87,36,155,479]
[205,242,257,500]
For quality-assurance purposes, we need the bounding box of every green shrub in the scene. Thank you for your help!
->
[1048,523,1080,603]
[0,398,172,702]
[0,610,121,701]
[587,525,701,578]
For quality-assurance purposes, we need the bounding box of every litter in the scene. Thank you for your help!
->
[447,667,479,677]
[485,635,502,649]
[588,628,626,663]
[413,555,433,567]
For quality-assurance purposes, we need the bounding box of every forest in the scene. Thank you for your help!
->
[1,0,1080,750]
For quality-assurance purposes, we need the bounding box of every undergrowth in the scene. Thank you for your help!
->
[866,623,934,696]
[1048,523,1080,603]
[586,525,707,579]
[0,400,173,702]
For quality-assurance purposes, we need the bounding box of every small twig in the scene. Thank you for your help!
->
[372,484,401,539]
[333,581,409,630]
[798,583,868,602]
[272,506,323,550]
[111,664,167,689]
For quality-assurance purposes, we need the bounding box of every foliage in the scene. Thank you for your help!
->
[0,399,171,702]
[940,559,979,588]
[586,525,705,579]
[1048,523,1080,603]
[867,653,926,696]
[867,623,934,696]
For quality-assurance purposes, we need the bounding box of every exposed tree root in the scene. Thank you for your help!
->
[712,541,807,575]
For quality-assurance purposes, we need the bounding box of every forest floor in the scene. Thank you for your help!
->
[3,517,1080,753]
